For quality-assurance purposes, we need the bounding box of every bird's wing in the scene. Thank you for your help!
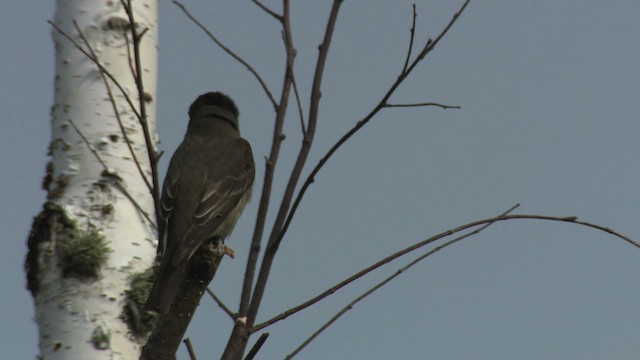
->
[172,140,255,266]
[192,167,253,226]
[157,165,180,256]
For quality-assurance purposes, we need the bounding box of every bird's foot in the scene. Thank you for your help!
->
[212,241,235,259]
[224,245,235,259]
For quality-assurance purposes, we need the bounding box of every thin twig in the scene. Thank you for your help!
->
[206,288,236,320]
[291,67,306,135]
[121,0,162,224]
[222,3,297,356]
[68,120,155,227]
[49,18,159,227]
[285,204,520,358]
[384,102,461,109]
[183,338,198,360]
[227,1,465,358]
[173,0,278,109]
[113,182,156,227]
[238,0,295,316]
[252,0,282,21]
[68,120,109,170]
[123,24,138,86]
[401,4,417,75]
[247,0,344,326]
[244,333,270,360]
[221,2,341,358]
[278,0,471,251]
[48,21,141,120]
[252,211,639,332]
[73,21,154,194]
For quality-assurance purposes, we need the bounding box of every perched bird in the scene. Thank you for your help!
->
[146,92,255,313]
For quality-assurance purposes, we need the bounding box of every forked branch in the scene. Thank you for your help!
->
[279,0,471,250]
[284,204,520,359]
[253,211,639,334]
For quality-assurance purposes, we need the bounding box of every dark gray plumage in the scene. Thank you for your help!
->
[146,92,255,313]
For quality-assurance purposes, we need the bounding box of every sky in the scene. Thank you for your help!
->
[2,1,640,359]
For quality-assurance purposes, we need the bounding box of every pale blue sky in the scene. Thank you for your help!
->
[2,1,640,359]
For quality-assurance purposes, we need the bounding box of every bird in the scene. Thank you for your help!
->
[145,92,255,313]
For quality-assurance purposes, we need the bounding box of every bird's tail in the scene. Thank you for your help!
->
[145,259,185,314]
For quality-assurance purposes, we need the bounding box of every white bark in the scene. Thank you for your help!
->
[33,0,158,359]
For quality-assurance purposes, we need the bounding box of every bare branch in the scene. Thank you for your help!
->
[221,3,298,358]
[113,182,156,228]
[222,2,342,358]
[51,12,161,225]
[123,25,138,86]
[48,21,141,120]
[279,0,471,253]
[291,66,306,135]
[67,120,155,227]
[173,0,278,109]
[252,211,639,332]
[413,0,469,63]
[206,288,236,320]
[284,204,520,358]
[252,0,282,21]
[401,4,417,75]
[248,0,344,325]
[183,338,198,360]
[238,0,296,316]
[121,0,162,224]
[67,120,109,170]
[384,102,461,109]
[72,21,154,195]
[221,3,469,357]
[142,249,223,359]
[244,333,270,360]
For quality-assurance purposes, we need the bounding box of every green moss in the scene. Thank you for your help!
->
[26,202,76,295]
[122,267,157,338]
[127,267,155,305]
[59,224,110,279]
[91,325,111,350]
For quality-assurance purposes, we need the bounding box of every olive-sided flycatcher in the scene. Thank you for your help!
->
[146,92,255,313]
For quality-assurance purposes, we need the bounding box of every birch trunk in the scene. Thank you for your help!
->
[26,0,158,358]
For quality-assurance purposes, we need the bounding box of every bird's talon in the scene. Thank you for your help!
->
[224,245,235,259]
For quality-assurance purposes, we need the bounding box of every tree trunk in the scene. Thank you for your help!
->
[25,0,158,358]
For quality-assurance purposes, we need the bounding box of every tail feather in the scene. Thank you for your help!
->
[145,260,185,314]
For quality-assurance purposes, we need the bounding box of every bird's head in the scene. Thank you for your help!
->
[188,92,240,130]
